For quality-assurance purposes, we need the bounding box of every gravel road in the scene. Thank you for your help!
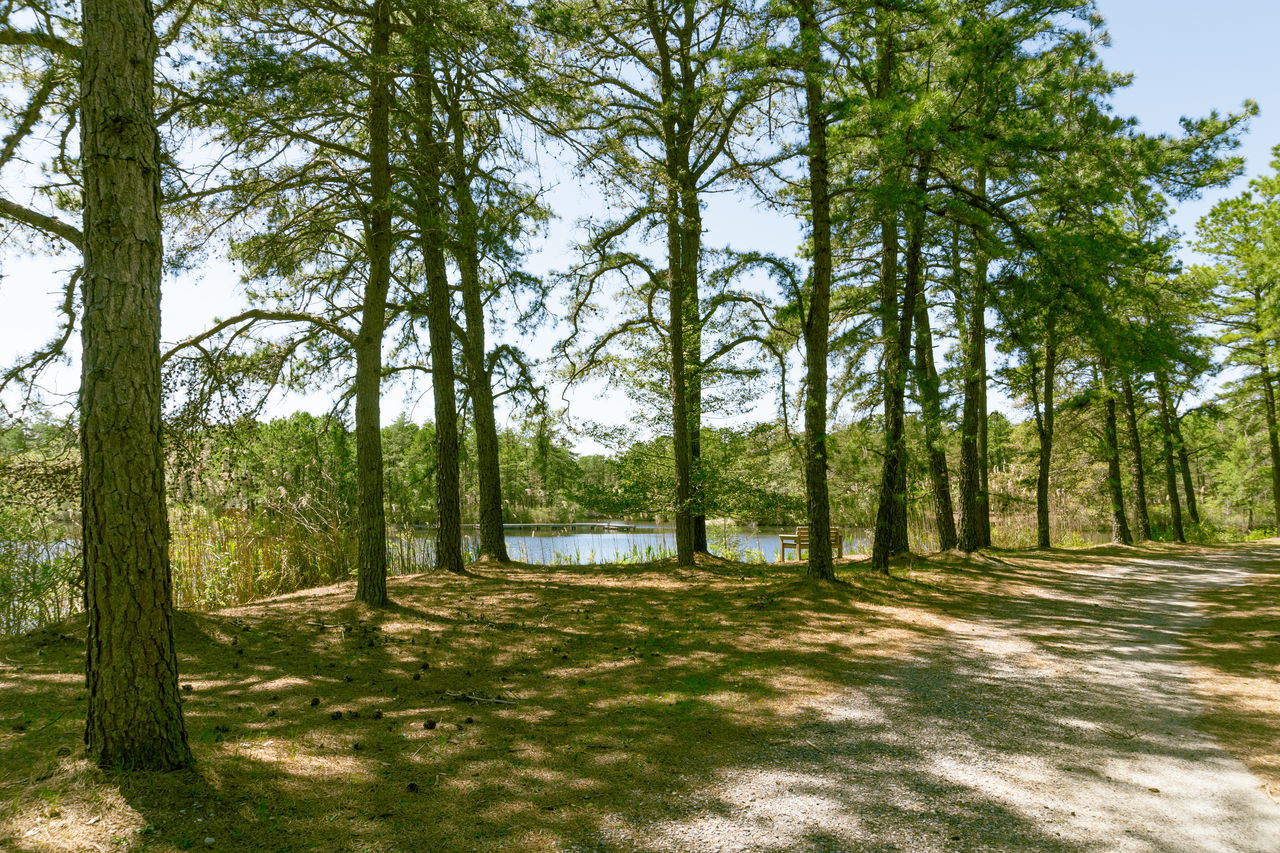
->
[606,546,1280,852]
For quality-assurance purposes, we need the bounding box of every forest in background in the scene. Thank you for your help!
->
[2,0,1280,675]
[2,359,1274,636]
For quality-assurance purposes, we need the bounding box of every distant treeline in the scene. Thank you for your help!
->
[2,401,1271,544]
[0,394,1271,634]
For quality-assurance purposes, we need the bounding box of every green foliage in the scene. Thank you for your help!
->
[571,424,804,525]
[0,414,80,635]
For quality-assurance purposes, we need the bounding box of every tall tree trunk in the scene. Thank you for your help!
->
[1154,369,1185,542]
[871,14,910,561]
[666,181,694,565]
[912,282,957,551]
[681,182,706,553]
[464,347,507,561]
[447,94,507,562]
[1169,406,1200,526]
[652,10,694,565]
[1120,373,1152,541]
[411,50,464,573]
[1259,359,1280,528]
[81,0,191,769]
[354,0,392,606]
[799,0,832,580]
[958,173,988,552]
[872,203,901,569]
[1100,363,1132,545]
[1033,330,1056,549]
[979,355,991,546]
[873,155,929,571]
[974,175,992,548]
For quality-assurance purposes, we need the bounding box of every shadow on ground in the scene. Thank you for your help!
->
[1180,543,1280,793]
[0,544,1277,852]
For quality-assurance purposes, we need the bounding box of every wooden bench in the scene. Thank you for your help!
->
[779,525,843,561]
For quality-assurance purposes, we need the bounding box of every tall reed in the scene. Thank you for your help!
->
[169,508,361,610]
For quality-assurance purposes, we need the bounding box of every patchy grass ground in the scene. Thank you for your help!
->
[1185,541,1280,799]
[1,543,1276,851]
[0,553,958,852]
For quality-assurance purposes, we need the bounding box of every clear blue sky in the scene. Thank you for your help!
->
[1099,0,1280,244]
[1,0,1276,430]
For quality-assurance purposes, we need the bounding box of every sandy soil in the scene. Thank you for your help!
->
[3,546,1278,852]
[605,546,1280,852]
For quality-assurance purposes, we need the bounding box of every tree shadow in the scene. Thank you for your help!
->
[1,544,1277,851]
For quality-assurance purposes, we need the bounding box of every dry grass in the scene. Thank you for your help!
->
[1184,542,1280,798]
[2,542,1273,851]
[0,553,967,852]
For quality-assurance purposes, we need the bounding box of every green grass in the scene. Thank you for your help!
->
[0,552,949,852]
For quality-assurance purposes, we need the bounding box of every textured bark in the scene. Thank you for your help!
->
[651,9,694,565]
[957,174,988,552]
[462,337,507,561]
[1154,370,1185,543]
[354,0,392,606]
[873,155,929,571]
[912,284,957,551]
[1032,332,1056,549]
[447,97,507,562]
[1120,373,1152,541]
[80,0,191,769]
[871,204,903,570]
[682,183,706,554]
[1169,408,1200,526]
[1100,365,1132,545]
[974,181,991,549]
[978,351,991,547]
[411,52,463,574]
[665,183,694,565]
[1259,361,1280,527]
[798,0,832,580]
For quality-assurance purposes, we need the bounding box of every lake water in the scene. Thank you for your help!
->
[451,522,870,565]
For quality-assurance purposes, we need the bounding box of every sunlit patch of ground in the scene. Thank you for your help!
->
[1185,538,1280,799]
[0,553,952,852]
[1,544,1275,851]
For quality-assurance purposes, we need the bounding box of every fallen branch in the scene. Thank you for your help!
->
[34,712,66,733]
[441,691,515,705]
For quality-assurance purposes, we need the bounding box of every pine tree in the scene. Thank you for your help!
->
[81,0,191,769]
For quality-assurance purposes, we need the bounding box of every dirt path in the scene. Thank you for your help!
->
[613,546,1280,852]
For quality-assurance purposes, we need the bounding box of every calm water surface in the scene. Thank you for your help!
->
[454,522,870,565]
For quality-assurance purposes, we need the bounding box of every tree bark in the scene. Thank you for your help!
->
[974,175,991,549]
[912,279,957,551]
[873,154,929,571]
[652,10,694,566]
[871,203,902,570]
[798,0,832,580]
[1033,330,1056,549]
[81,0,191,769]
[463,342,507,561]
[354,0,392,606]
[1259,360,1280,528]
[1169,406,1200,526]
[446,89,507,562]
[1100,363,1132,545]
[958,172,988,552]
[666,181,694,565]
[1154,369,1185,542]
[681,181,706,554]
[1120,373,1152,541]
[411,45,464,574]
